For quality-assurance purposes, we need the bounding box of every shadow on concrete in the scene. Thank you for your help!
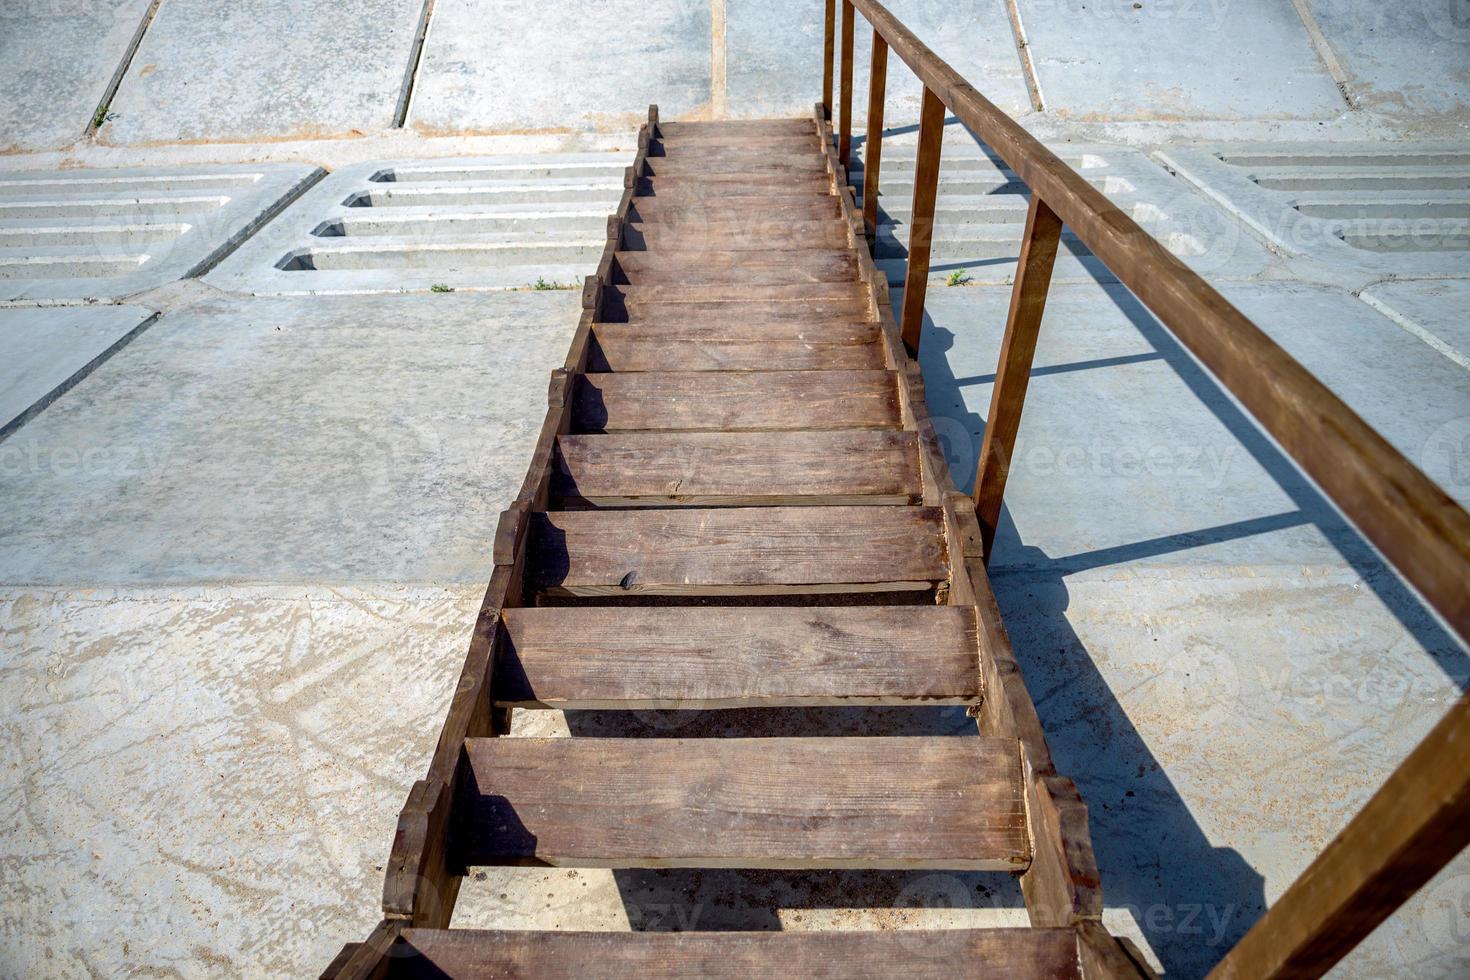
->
[913,277,1470,976]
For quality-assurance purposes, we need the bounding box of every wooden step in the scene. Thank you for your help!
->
[634,176,830,198]
[551,430,921,506]
[659,119,815,138]
[587,320,883,371]
[524,504,946,596]
[601,282,868,321]
[494,604,979,707]
[373,928,1082,978]
[622,219,849,251]
[569,370,900,432]
[642,156,828,177]
[452,736,1028,869]
[627,197,839,223]
[612,249,857,285]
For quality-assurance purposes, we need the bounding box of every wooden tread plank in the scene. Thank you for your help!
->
[453,736,1028,869]
[569,369,900,433]
[634,176,831,198]
[658,119,814,138]
[642,156,828,177]
[627,197,839,223]
[613,249,857,285]
[389,928,1080,978]
[494,604,979,708]
[550,430,921,506]
[622,219,848,251]
[601,282,868,321]
[524,504,946,595]
[588,320,883,371]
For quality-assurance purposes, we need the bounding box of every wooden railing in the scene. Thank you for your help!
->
[821,1,1470,976]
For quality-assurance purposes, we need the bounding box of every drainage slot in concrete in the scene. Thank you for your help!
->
[1253,172,1470,192]
[346,182,624,208]
[0,223,189,247]
[370,163,627,183]
[1219,152,1470,168]
[0,196,229,220]
[0,174,259,198]
[312,212,609,238]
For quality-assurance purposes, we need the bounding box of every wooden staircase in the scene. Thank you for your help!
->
[325,109,1150,978]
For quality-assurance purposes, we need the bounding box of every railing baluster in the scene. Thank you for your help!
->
[838,0,855,166]
[822,0,835,119]
[862,31,888,240]
[972,196,1063,558]
[897,86,944,353]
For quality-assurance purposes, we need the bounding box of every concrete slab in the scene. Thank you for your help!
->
[0,305,156,439]
[727,0,1032,123]
[1360,278,1470,370]
[852,139,1272,285]
[205,156,624,296]
[97,0,425,145]
[1302,0,1470,121]
[0,163,322,305]
[0,291,579,586]
[1159,141,1470,289]
[911,279,1470,977]
[0,0,152,152]
[1017,0,1345,119]
[409,0,712,134]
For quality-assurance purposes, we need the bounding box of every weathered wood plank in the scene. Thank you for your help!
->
[613,249,858,285]
[659,119,814,138]
[588,320,884,372]
[391,928,1081,979]
[551,430,921,506]
[569,370,900,432]
[627,197,839,224]
[622,219,849,251]
[453,736,1028,869]
[634,176,831,199]
[495,604,979,708]
[642,157,828,177]
[898,85,945,352]
[601,282,868,321]
[524,505,947,595]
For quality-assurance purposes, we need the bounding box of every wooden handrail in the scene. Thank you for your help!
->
[838,0,1470,646]
[826,0,1470,974]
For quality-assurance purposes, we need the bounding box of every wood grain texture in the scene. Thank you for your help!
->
[659,119,815,138]
[524,505,947,595]
[627,197,839,224]
[642,157,828,177]
[391,928,1081,979]
[898,86,945,352]
[600,282,868,322]
[453,736,1028,869]
[862,30,889,236]
[974,196,1063,557]
[622,219,848,251]
[588,320,883,372]
[495,604,979,708]
[635,176,830,199]
[613,249,857,285]
[551,430,921,506]
[569,370,901,433]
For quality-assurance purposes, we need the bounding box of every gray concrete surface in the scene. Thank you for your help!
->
[0,290,579,586]
[1160,142,1470,289]
[97,0,426,145]
[1303,0,1470,123]
[0,304,155,438]
[912,281,1470,978]
[1019,0,1347,120]
[408,0,713,135]
[0,0,152,153]
[0,163,322,304]
[728,0,1032,124]
[1360,278,1470,371]
[851,135,1272,284]
[206,156,624,295]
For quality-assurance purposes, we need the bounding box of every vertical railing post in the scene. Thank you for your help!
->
[897,86,944,353]
[972,195,1063,559]
[838,0,855,167]
[821,0,835,119]
[862,30,888,240]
